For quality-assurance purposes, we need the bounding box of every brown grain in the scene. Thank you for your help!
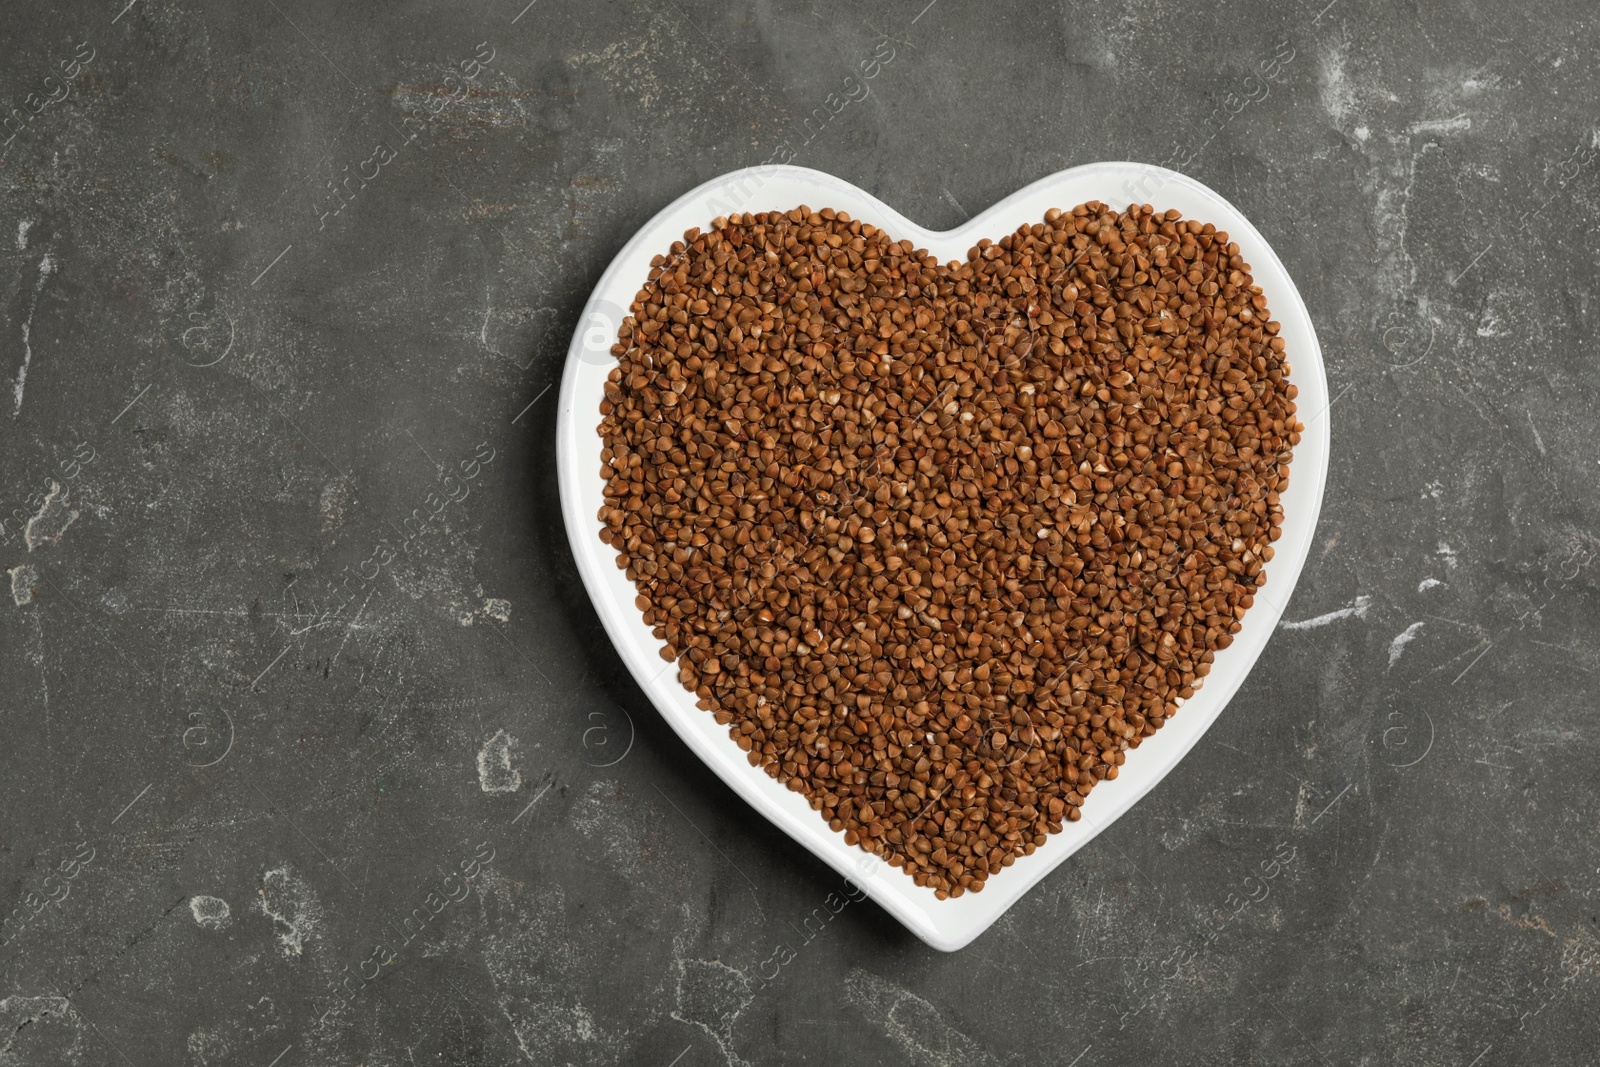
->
[596,202,1301,897]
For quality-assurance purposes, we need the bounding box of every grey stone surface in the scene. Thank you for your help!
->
[2,1,1598,1064]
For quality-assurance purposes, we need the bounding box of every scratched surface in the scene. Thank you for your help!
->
[2,2,1598,1064]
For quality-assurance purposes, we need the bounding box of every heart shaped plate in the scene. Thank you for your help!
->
[556,163,1328,950]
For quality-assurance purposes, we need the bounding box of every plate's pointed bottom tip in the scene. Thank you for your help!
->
[909,917,991,952]
[862,886,1006,952]
[923,932,980,952]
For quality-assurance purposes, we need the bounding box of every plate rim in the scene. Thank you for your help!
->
[556,162,1329,951]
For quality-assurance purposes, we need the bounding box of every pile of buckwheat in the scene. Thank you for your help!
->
[597,202,1300,898]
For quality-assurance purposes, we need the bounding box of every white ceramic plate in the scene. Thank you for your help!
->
[556,163,1329,951]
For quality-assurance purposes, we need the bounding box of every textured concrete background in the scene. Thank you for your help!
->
[3,1,1598,1064]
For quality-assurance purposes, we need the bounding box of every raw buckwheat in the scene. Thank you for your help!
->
[597,202,1300,898]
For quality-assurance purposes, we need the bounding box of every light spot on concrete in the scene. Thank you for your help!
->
[1318,39,1356,129]
[12,252,57,417]
[477,729,523,793]
[1387,621,1426,668]
[1280,595,1373,631]
[8,564,39,606]
[190,894,232,929]
[259,866,323,957]
[186,1026,231,1064]
[24,481,78,551]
